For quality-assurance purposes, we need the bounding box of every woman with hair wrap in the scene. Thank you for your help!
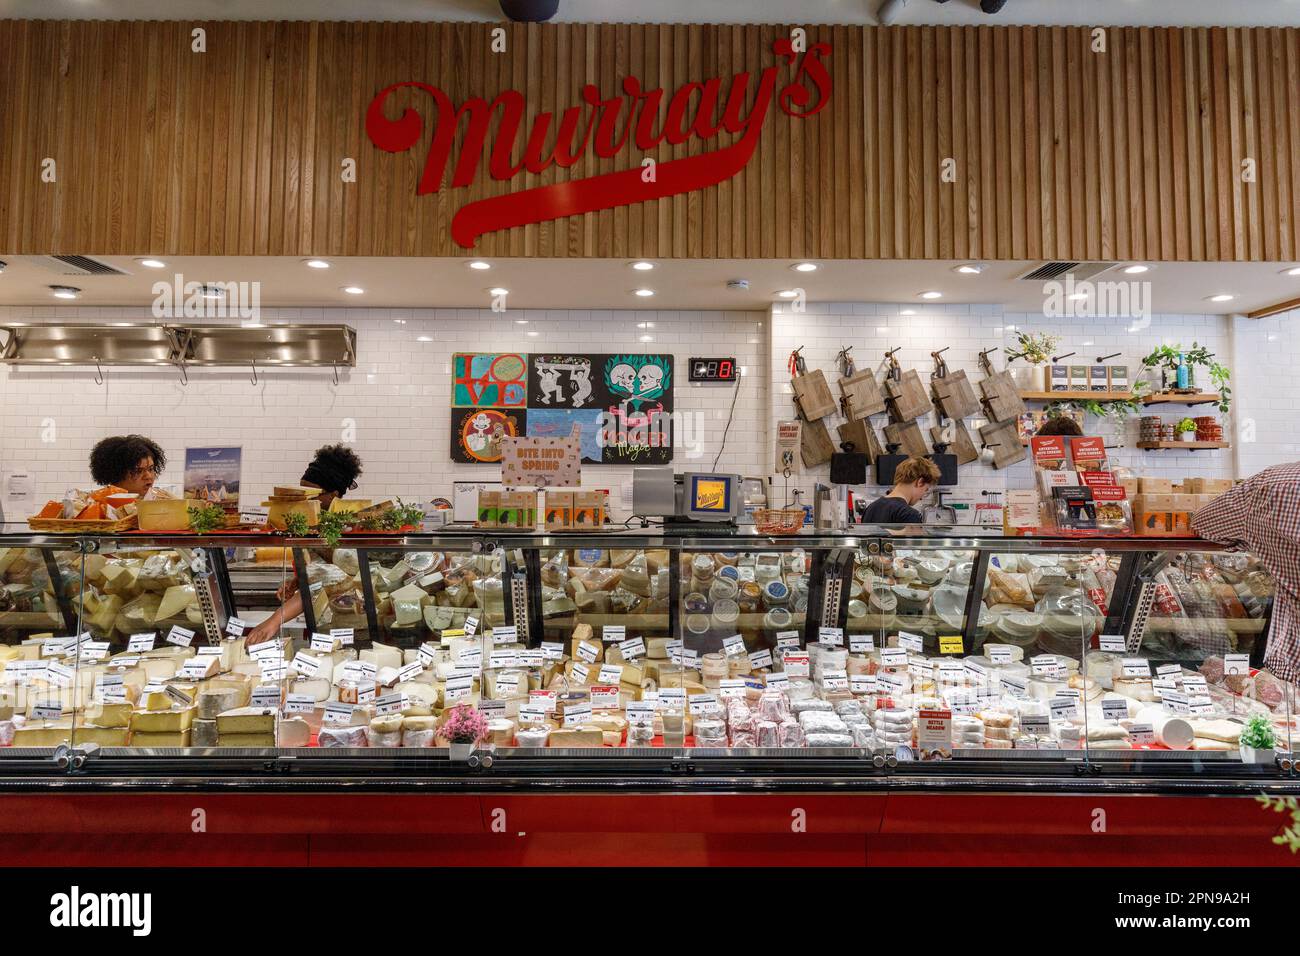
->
[246,445,363,647]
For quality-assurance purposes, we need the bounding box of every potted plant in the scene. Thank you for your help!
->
[1004,331,1060,391]
[1175,417,1197,442]
[1141,343,1233,413]
[1239,713,1277,765]
[439,704,489,761]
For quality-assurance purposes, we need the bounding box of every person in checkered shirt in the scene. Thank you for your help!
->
[1191,462,1300,683]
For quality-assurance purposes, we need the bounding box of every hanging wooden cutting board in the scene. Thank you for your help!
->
[838,370,887,419]
[978,368,1027,422]
[883,370,932,422]
[883,420,930,458]
[791,369,837,421]
[930,370,981,420]
[837,418,884,463]
[930,415,980,464]
[800,416,836,467]
[977,419,1028,469]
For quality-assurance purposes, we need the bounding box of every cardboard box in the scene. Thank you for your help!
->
[502,491,537,529]
[1090,365,1110,392]
[544,491,573,531]
[476,491,501,528]
[1108,365,1130,393]
[1069,365,1089,390]
[1184,477,1233,496]
[1170,493,1199,514]
[571,491,606,529]
[1118,478,1140,500]
[1050,364,1070,392]
[1138,477,1174,495]
[1134,510,1174,537]
[1134,493,1173,512]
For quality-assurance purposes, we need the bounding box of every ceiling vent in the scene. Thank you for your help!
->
[35,255,129,276]
[1018,261,1118,282]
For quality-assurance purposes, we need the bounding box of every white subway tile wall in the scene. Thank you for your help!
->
[0,306,768,516]
[1231,307,1300,478]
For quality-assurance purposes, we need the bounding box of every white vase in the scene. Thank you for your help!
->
[1179,431,1196,443]
[1239,745,1275,765]
[1010,365,1046,391]
[448,741,475,761]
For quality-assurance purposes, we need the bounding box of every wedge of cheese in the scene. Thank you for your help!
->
[277,717,311,748]
[130,706,196,733]
[215,707,277,735]
[197,687,244,719]
[360,641,403,671]
[13,721,75,746]
[130,730,192,747]
[85,701,133,729]
[218,732,276,747]
[547,725,604,747]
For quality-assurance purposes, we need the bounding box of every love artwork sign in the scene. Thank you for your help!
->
[365,38,832,247]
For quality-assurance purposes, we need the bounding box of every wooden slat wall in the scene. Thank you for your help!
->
[0,20,1297,260]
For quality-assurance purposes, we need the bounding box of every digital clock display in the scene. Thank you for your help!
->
[688,357,739,382]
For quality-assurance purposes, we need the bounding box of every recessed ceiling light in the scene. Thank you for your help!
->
[637,322,655,329]
[954,263,985,275]
[1068,291,1088,301]
[526,331,539,337]
[515,320,529,325]
[792,262,818,272]
[919,291,942,299]
[900,309,916,315]
[489,287,509,296]
[466,260,491,270]
[136,258,167,269]
[630,261,655,271]
[1122,264,1149,274]
[777,289,800,298]
[393,319,406,325]
[639,335,654,343]
[416,336,432,342]
[200,285,225,300]
[341,286,365,295]
[50,285,80,299]
[633,288,655,297]
[1207,294,1234,302]
[1284,266,1300,276]
[303,259,331,269]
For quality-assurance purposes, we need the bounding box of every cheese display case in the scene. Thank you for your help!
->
[0,527,1295,791]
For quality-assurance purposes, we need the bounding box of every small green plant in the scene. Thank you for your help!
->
[1241,714,1277,751]
[282,512,310,537]
[1257,794,1300,854]
[1175,417,1197,434]
[1046,381,1149,422]
[187,503,226,534]
[317,509,348,547]
[1141,342,1232,413]
[1004,331,1060,365]
[379,499,425,532]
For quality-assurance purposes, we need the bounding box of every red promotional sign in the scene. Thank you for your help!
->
[1029,435,1067,467]
[366,38,832,247]
[1068,436,1108,464]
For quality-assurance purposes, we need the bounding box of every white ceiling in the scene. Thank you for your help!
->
[1,255,1297,316]
[6,0,1300,27]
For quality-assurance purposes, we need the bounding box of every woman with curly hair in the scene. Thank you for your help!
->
[88,435,169,497]
[245,444,364,647]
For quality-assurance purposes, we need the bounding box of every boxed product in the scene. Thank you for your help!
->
[1049,486,1097,531]
[1108,365,1130,392]
[544,491,573,531]
[1068,436,1108,472]
[1050,364,1070,392]
[1138,476,1174,495]
[500,491,537,529]
[1184,477,1233,496]
[1133,509,1174,537]
[476,490,501,528]
[1069,365,1089,390]
[1089,365,1109,392]
[1118,477,1140,500]
[571,491,606,529]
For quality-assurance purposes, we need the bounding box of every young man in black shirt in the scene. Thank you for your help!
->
[860,456,941,525]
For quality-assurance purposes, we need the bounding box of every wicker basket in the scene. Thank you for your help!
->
[28,514,138,533]
[752,507,807,536]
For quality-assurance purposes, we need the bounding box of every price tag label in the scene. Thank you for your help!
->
[563,702,593,727]
[1099,634,1127,653]
[164,685,193,707]
[445,675,473,703]
[166,626,195,648]
[411,644,437,668]
[987,645,1014,665]
[658,687,686,710]
[355,683,376,704]
[488,650,518,670]
[1121,658,1150,678]
[249,639,283,660]
[453,648,481,673]
[79,641,111,662]
[718,678,746,698]
[32,701,64,720]
[1000,673,1028,698]
[495,673,521,696]
[463,616,479,637]
[964,658,988,679]
[1189,695,1214,716]
[602,625,625,643]
[949,692,978,716]
[877,670,908,695]
[290,652,322,677]
[938,635,964,655]
[397,661,425,683]
[225,617,247,638]
[251,685,282,708]
[820,668,848,690]
[849,634,875,653]
[849,673,877,694]
[576,641,600,664]
[1128,722,1155,746]
[330,628,355,647]
[46,661,74,687]
[911,657,933,680]
[1049,697,1079,721]
[1224,654,1250,677]
[178,659,213,681]
[259,658,288,682]
[375,693,408,716]
[591,685,620,709]
[519,649,544,669]
[518,705,547,724]
[310,632,336,652]
[1162,690,1190,715]
[598,664,623,685]
[626,701,656,726]
[324,702,354,725]
[1021,714,1050,737]
[897,631,924,653]
[609,637,643,662]
[1182,675,1209,695]
[541,641,565,661]
[197,645,222,658]
[1156,663,1182,679]
[722,634,746,657]
[128,633,157,653]
[818,626,844,647]
[765,671,790,691]
[781,651,810,677]
[748,649,773,670]
[284,693,315,714]
[42,636,73,657]
[1101,698,1129,722]
[1151,677,1177,699]
[109,656,140,669]
[670,646,698,667]
[775,632,801,650]
[881,648,909,669]
[688,693,719,715]
[570,661,590,684]
[1032,658,1063,679]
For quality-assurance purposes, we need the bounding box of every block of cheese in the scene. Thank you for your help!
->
[156,584,196,621]
[197,687,244,719]
[216,707,277,735]
[1190,719,1242,744]
[646,637,672,660]
[360,641,403,671]
[290,676,333,703]
[72,725,131,747]
[370,714,404,735]
[131,730,192,747]
[86,701,133,728]
[192,718,219,747]
[130,706,196,733]
[138,658,182,684]
[548,725,604,747]
[487,718,516,746]
[217,733,276,747]
[588,713,628,737]
[396,682,436,716]
[402,715,438,732]
[277,717,311,748]
[0,720,15,746]
[13,721,74,747]
[0,702,12,722]
[319,724,369,748]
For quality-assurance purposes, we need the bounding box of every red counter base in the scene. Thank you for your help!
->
[0,793,1292,866]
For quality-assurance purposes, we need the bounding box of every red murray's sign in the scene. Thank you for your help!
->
[365,38,831,248]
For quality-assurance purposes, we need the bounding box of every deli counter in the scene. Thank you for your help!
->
[0,526,1296,797]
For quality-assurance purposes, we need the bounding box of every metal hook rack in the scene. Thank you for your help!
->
[332,363,340,386]
[93,359,104,386]
[249,358,258,386]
